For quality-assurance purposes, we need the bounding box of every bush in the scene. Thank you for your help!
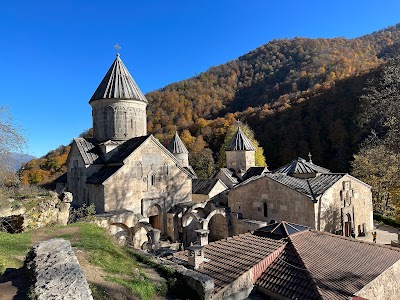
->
[68,204,96,223]
[374,212,400,228]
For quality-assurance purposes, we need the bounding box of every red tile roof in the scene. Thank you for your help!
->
[170,232,285,293]
[290,230,400,299]
[168,223,400,299]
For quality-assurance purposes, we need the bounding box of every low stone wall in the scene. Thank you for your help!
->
[25,238,93,300]
[0,192,72,233]
[135,249,214,300]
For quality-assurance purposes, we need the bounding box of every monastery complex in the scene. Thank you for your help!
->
[55,54,400,300]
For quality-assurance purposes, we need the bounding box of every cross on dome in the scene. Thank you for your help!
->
[114,43,121,55]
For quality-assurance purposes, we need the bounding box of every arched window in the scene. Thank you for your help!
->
[151,174,156,187]
[136,162,143,178]
[163,162,169,175]
[263,202,268,217]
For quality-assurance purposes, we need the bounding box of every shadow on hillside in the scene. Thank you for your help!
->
[0,268,29,300]
[234,68,380,171]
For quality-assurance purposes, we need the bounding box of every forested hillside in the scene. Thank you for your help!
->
[21,23,400,184]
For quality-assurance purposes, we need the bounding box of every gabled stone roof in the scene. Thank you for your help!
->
[241,166,269,182]
[273,157,330,175]
[73,138,103,165]
[216,168,240,185]
[264,173,344,199]
[107,135,150,163]
[167,132,189,154]
[89,54,148,103]
[192,179,227,195]
[86,166,121,184]
[226,127,256,151]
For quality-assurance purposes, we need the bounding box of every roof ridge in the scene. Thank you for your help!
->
[309,229,400,252]
[226,127,256,151]
[167,131,189,154]
[285,241,325,299]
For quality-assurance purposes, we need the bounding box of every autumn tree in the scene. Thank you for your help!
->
[218,123,266,168]
[354,55,400,218]
[352,133,400,216]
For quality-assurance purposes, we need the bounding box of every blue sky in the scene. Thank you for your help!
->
[1,0,400,157]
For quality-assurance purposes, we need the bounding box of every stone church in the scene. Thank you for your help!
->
[59,54,195,238]
[213,126,374,238]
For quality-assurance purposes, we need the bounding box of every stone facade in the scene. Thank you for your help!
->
[228,174,373,236]
[226,150,255,173]
[229,176,316,228]
[91,99,147,142]
[64,55,194,241]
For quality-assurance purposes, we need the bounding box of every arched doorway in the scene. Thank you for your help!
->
[344,213,352,237]
[146,204,162,232]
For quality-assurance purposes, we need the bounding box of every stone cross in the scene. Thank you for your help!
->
[114,43,121,54]
[236,119,241,128]
[308,152,313,164]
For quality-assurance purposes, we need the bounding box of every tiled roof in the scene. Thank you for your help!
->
[273,157,330,175]
[107,135,150,163]
[256,243,321,300]
[168,222,400,299]
[167,132,189,154]
[74,138,102,165]
[90,54,148,103]
[226,127,256,151]
[265,173,344,198]
[86,166,121,184]
[291,231,400,299]
[192,179,225,195]
[241,166,269,182]
[170,233,285,293]
[217,168,239,185]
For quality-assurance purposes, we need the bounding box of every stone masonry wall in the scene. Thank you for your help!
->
[25,239,93,300]
[355,258,400,300]
[103,138,192,215]
[228,176,315,228]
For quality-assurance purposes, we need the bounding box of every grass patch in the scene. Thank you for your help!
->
[72,222,138,275]
[0,231,32,273]
[107,276,155,300]
[0,222,172,299]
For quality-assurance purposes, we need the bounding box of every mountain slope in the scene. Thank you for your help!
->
[21,23,400,184]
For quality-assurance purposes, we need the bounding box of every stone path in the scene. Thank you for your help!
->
[356,222,399,245]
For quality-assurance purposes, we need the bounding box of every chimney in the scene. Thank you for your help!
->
[195,229,209,246]
[187,245,207,270]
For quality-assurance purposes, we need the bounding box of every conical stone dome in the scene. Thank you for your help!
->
[90,54,148,142]
[90,54,148,103]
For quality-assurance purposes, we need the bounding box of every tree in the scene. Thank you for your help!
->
[354,55,400,219]
[0,106,26,185]
[218,123,266,168]
[352,133,400,215]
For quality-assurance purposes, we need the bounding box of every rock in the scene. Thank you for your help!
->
[25,239,93,300]
[59,192,73,203]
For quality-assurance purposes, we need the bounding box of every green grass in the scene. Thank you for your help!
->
[0,222,171,299]
[71,222,139,275]
[0,231,32,272]
[107,276,155,300]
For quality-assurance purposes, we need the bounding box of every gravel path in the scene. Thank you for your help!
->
[356,222,399,245]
